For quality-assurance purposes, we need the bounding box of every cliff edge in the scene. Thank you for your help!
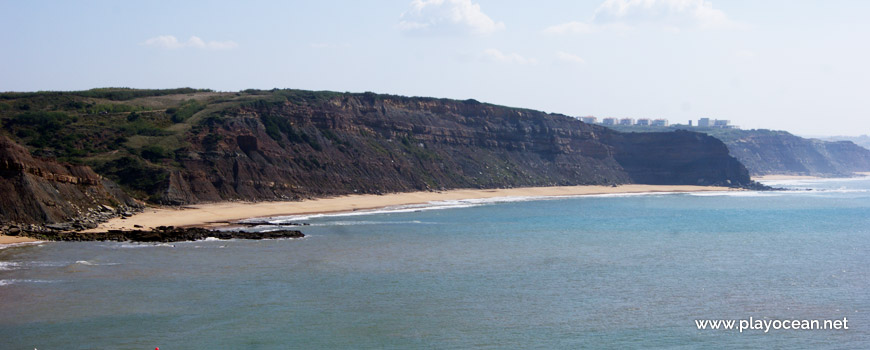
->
[0,135,140,232]
[1,89,751,211]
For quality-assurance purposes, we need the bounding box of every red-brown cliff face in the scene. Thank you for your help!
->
[156,94,750,204]
[0,90,754,212]
[0,135,139,227]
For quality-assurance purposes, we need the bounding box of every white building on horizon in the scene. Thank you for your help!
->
[652,119,669,127]
[580,116,597,124]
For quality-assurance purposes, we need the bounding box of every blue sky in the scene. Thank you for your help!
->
[1,0,868,136]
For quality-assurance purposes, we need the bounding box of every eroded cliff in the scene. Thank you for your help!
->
[1,89,751,209]
[0,135,139,230]
[160,93,749,203]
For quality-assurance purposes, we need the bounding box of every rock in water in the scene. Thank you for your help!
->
[30,226,304,242]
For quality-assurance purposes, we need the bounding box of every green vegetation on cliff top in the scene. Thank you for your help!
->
[0,88,504,201]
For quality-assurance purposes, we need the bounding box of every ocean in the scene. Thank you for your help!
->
[1,177,868,349]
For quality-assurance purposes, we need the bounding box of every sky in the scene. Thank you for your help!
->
[1,0,868,136]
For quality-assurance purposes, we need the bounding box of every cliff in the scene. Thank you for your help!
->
[820,135,870,151]
[603,130,749,185]
[161,94,750,203]
[606,125,870,177]
[1,89,751,209]
[710,130,870,176]
[0,135,140,230]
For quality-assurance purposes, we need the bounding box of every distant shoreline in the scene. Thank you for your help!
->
[80,184,737,232]
[6,175,870,246]
[753,172,870,181]
[753,174,823,181]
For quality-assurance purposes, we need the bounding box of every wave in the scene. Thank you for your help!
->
[2,260,120,270]
[74,260,120,266]
[0,279,58,286]
[687,191,784,197]
[306,220,434,227]
[258,192,700,225]
[256,192,711,223]
[758,175,870,187]
[0,261,21,271]
[264,203,481,223]
[0,241,45,250]
[103,243,176,249]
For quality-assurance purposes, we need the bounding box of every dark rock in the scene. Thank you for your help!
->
[45,223,72,231]
[31,226,304,243]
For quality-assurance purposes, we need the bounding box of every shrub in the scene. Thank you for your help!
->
[170,99,205,123]
[140,145,168,162]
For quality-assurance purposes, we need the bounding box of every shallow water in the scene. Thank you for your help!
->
[2,177,869,349]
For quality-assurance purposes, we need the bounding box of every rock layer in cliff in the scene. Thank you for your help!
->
[0,135,139,226]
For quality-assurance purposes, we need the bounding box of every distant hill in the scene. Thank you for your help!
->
[605,125,870,177]
[0,88,750,211]
[817,135,870,152]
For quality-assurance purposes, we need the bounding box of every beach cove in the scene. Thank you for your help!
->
[82,184,737,232]
[2,177,867,349]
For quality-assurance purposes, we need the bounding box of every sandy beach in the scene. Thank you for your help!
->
[0,235,39,245]
[84,184,736,232]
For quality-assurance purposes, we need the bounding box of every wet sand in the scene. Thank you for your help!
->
[0,235,39,246]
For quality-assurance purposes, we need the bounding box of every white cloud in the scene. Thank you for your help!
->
[310,43,351,49]
[143,35,183,49]
[543,21,631,35]
[594,0,737,29]
[142,35,238,50]
[734,49,756,59]
[732,49,757,63]
[545,0,740,35]
[556,51,586,64]
[399,0,505,35]
[483,49,536,65]
[544,21,597,35]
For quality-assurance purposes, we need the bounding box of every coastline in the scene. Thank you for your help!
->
[84,184,737,232]
[753,174,822,181]
[0,235,39,246]
[754,172,870,181]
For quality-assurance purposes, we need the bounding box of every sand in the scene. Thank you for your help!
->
[84,184,736,232]
[0,235,39,245]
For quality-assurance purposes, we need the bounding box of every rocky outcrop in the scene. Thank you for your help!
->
[27,226,304,242]
[0,135,141,231]
[720,130,870,176]
[604,130,751,186]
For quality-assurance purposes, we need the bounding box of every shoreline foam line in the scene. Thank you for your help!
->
[83,184,737,232]
[258,191,740,224]
[0,239,43,249]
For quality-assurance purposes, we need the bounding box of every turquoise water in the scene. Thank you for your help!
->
[2,178,869,349]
